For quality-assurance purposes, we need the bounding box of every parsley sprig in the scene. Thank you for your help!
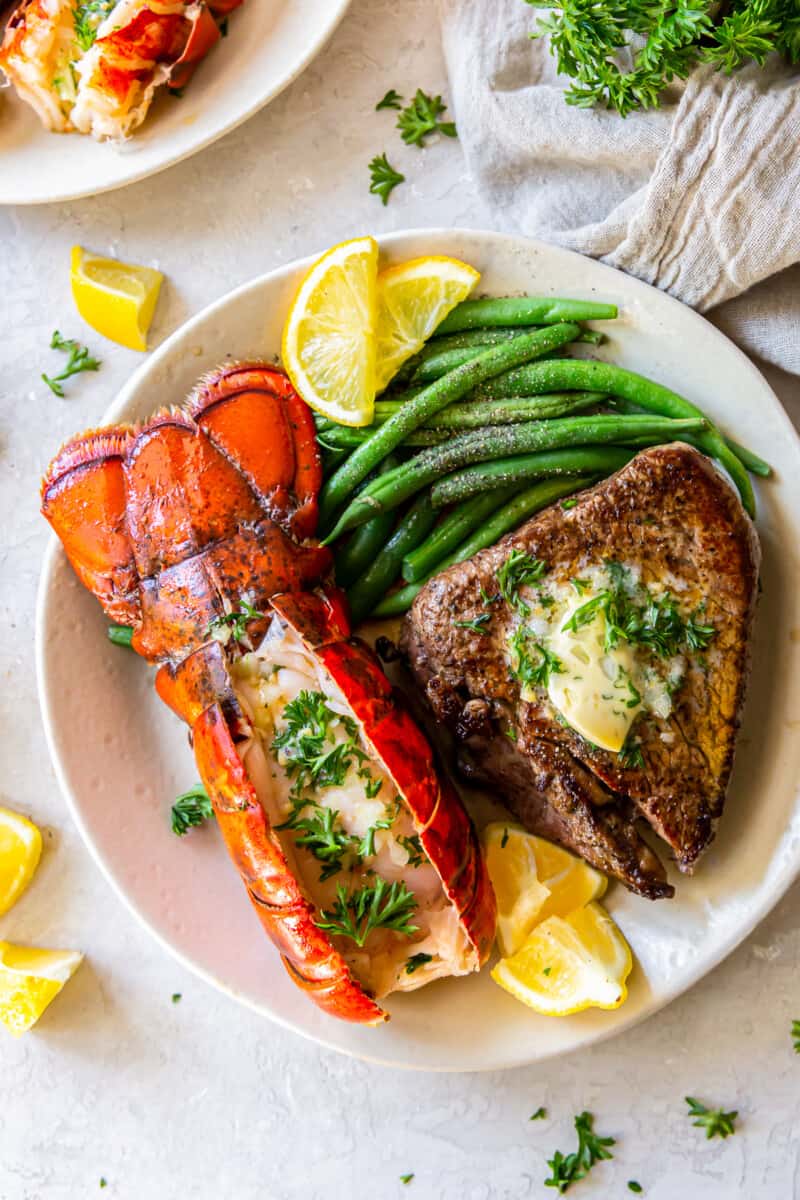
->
[376,88,403,111]
[42,331,101,396]
[685,1097,738,1139]
[497,550,548,614]
[544,1111,615,1193]
[271,690,365,795]
[397,88,457,147]
[368,153,405,205]
[509,625,564,690]
[171,784,214,836]
[315,878,419,946]
[528,0,800,117]
[73,0,116,51]
[793,1019,800,1053]
[206,598,265,648]
[454,611,493,634]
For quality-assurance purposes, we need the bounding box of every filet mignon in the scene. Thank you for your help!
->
[402,443,761,899]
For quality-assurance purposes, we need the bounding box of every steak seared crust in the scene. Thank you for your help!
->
[402,444,760,898]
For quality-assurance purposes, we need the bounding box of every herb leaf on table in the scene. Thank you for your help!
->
[397,89,457,147]
[544,1110,615,1192]
[685,1096,738,1139]
[368,153,405,205]
[42,331,101,396]
[171,784,214,836]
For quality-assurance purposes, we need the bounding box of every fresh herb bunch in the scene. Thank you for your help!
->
[544,1110,615,1193]
[527,0,800,116]
[685,1096,738,1139]
[42,331,101,396]
[171,784,215,836]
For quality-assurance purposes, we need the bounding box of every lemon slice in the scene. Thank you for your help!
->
[531,837,607,923]
[71,245,164,352]
[282,236,379,427]
[374,256,480,392]
[491,901,632,1016]
[483,823,549,957]
[0,806,42,917]
[0,943,83,1037]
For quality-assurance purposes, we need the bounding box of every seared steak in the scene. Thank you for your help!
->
[402,444,760,899]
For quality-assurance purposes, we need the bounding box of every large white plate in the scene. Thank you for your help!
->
[36,229,800,1070]
[0,0,350,205]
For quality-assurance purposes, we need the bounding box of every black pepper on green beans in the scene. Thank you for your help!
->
[429,446,635,507]
[318,322,582,530]
[434,296,618,334]
[402,488,518,582]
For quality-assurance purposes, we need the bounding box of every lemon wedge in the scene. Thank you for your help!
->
[0,943,83,1037]
[483,824,549,957]
[491,902,632,1016]
[0,806,42,917]
[374,256,479,392]
[282,236,379,427]
[71,246,164,352]
[530,836,608,923]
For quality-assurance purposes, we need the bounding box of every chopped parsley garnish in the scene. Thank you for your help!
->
[793,1018,800,1053]
[73,0,116,51]
[171,784,214,836]
[454,611,492,634]
[497,550,547,614]
[542,966,552,976]
[376,88,403,110]
[398,833,424,868]
[628,1184,643,1195]
[530,1107,547,1120]
[206,597,265,647]
[561,498,578,510]
[685,1097,738,1139]
[397,88,457,146]
[480,585,501,606]
[42,331,101,396]
[279,804,356,881]
[272,691,364,796]
[405,952,433,975]
[618,734,644,770]
[171,993,181,1004]
[562,563,715,660]
[509,626,564,690]
[358,813,393,861]
[544,1111,615,1193]
[368,153,405,205]
[399,1174,415,1185]
[570,577,591,595]
[99,1180,108,1190]
[315,878,418,946]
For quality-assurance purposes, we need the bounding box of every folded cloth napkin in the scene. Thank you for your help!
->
[438,0,800,376]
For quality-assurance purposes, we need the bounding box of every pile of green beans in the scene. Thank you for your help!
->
[308,292,770,624]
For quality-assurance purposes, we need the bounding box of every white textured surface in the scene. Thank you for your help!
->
[1,2,800,1196]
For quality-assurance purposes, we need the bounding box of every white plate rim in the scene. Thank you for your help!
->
[35,227,800,1071]
[0,0,351,206]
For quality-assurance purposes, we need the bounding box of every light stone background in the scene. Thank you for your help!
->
[1,3,799,1198]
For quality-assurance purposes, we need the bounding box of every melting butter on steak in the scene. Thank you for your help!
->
[402,444,760,898]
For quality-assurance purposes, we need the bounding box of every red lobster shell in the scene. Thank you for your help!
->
[41,364,495,1024]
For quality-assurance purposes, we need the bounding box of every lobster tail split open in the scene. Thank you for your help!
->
[41,363,495,1023]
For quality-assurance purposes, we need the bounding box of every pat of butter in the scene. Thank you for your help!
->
[546,597,642,752]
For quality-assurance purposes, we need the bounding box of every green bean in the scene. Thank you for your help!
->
[373,477,595,617]
[320,393,606,442]
[429,326,605,353]
[325,414,706,540]
[107,624,134,648]
[346,493,438,627]
[318,426,450,449]
[402,488,518,582]
[472,358,755,516]
[333,455,400,588]
[429,447,635,507]
[410,332,604,383]
[723,436,772,478]
[435,297,618,334]
[318,322,582,530]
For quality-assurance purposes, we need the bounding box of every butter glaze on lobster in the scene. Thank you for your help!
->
[41,363,495,1024]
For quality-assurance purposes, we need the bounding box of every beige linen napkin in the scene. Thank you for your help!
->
[438,0,800,375]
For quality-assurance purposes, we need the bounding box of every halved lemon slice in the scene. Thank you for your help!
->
[0,943,83,1037]
[491,901,632,1016]
[71,246,164,352]
[483,823,549,957]
[374,256,480,392]
[282,236,378,427]
[0,806,42,917]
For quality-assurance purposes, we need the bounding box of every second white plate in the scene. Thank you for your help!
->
[36,228,800,1070]
[0,0,350,205]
